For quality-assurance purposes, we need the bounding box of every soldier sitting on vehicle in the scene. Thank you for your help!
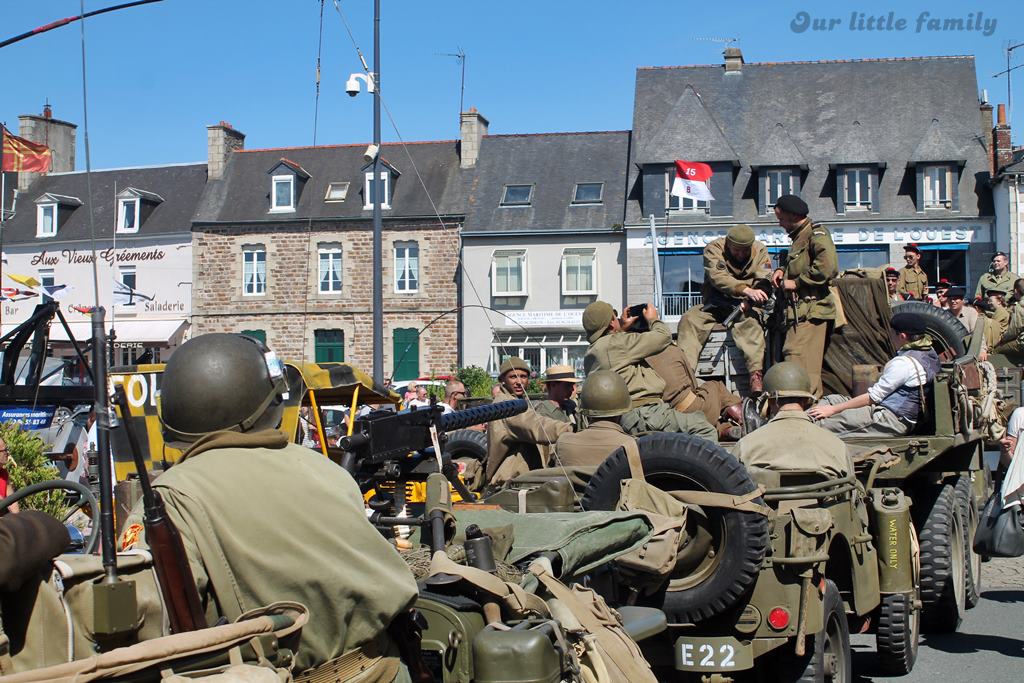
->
[121,333,420,679]
[582,300,717,441]
[677,224,772,393]
[533,364,581,427]
[994,278,1024,356]
[644,344,743,439]
[734,362,852,478]
[485,357,572,487]
[980,285,1012,351]
[554,370,636,467]
[807,313,940,437]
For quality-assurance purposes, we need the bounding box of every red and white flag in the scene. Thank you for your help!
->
[670,160,714,202]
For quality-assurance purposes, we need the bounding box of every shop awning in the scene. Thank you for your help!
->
[2,319,188,345]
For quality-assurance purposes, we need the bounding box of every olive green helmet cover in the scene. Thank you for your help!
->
[160,333,289,444]
[762,362,815,400]
[580,370,631,418]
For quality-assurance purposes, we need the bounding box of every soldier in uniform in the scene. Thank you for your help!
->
[897,244,928,300]
[975,251,1019,300]
[644,343,743,439]
[582,300,717,440]
[994,279,1024,355]
[770,194,838,399]
[932,278,951,309]
[554,370,636,467]
[947,287,979,332]
[677,224,772,393]
[733,362,852,478]
[981,285,1012,351]
[808,313,940,437]
[884,267,902,303]
[121,333,420,679]
[485,357,572,486]
[533,364,580,426]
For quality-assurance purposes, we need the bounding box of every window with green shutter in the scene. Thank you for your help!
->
[314,329,345,362]
[240,329,266,344]
[392,328,419,381]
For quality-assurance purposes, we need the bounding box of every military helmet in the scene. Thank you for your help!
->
[582,301,615,343]
[579,370,631,418]
[159,333,289,444]
[762,362,815,400]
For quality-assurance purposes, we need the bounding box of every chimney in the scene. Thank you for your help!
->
[995,103,1013,172]
[17,105,76,191]
[459,107,489,169]
[724,46,744,73]
[980,100,994,175]
[206,121,245,181]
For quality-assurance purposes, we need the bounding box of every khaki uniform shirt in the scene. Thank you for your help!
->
[122,430,418,673]
[997,302,1024,351]
[733,410,852,478]
[486,387,572,482]
[781,219,838,322]
[953,305,979,333]
[533,399,575,427]
[897,265,928,300]
[584,321,672,404]
[644,344,699,409]
[975,270,1019,299]
[701,237,772,304]
[555,420,635,468]
[984,305,1011,350]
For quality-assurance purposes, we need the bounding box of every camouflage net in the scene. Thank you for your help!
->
[400,544,525,584]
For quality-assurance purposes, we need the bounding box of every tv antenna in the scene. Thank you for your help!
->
[993,39,1024,125]
[692,36,740,47]
[436,47,466,125]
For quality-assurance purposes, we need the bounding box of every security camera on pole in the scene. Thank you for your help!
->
[346,0,384,384]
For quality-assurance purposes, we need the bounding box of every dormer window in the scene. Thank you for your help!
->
[922,165,953,209]
[843,167,872,211]
[363,171,392,210]
[267,158,310,213]
[117,198,140,233]
[34,192,82,238]
[271,175,295,211]
[764,168,798,208]
[37,203,56,237]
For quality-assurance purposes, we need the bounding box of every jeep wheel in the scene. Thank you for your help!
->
[915,484,966,632]
[875,592,920,675]
[890,301,968,356]
[954,476,983,608]
[580,433,769,623]
[444,429,488,461]
[779,580,852,683]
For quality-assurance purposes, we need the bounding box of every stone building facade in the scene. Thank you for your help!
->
[190,125,466,379]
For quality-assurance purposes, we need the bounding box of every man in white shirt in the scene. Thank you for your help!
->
[947,287,978,332]
[807,312,940,437]
[440,380,467,415]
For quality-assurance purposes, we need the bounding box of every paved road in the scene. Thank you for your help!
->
[850,556,1024,681]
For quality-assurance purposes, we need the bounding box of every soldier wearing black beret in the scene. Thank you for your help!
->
[770,194,838,398]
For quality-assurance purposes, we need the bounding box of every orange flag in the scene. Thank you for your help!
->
[1,126,52,173]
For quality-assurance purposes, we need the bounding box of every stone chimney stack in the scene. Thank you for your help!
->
[459,107,489,169]
[724,47,744,73]
[206,121,245,181]
[995,103,1013,172]
[17,105,76,191]
[980,99,994,175]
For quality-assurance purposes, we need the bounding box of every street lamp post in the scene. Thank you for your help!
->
[346,1,384,385]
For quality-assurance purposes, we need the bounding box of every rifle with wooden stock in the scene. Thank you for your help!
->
[112,386,207,634]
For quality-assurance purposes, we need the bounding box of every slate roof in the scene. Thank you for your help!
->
[194,141,464,224]
[748,123,807,169]
[629,55,992,222]
[999,148,1024,175]
[462,131,630,234]
[637,86,737,163]
[909,118,968,164]
[2,163,207,245]
[829,121,882,167]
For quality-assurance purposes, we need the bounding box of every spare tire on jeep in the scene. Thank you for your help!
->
[581,433,769,622]
[891,301,968,357]
[444,429,488,461]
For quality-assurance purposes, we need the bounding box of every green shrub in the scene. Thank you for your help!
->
[456,365,494,398]
[2,422,70,519]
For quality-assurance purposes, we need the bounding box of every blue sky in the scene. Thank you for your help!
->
[1,0,1021,169]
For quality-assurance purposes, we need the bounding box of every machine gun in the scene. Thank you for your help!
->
[765,250,792,366]
[721,278,776,329]
[339,398,527,507]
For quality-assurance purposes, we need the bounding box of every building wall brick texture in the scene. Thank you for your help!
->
[192,219,460,377]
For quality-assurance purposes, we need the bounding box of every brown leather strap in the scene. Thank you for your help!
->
[673,390,698,414]
[668,487,770,516]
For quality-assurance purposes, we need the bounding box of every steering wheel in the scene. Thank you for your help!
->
[0,479,100,554]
